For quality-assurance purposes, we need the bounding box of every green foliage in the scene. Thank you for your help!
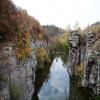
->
[95,96,100,100]
[9,82,23,100]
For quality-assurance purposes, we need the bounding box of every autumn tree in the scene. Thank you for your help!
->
[0,0,18,40]
[51,31,69,62]
[0,0,47,59]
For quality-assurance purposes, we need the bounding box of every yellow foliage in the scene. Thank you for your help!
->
[35,48,50,64]
[61,31,70,44]
[16,32,32,59]
[16,47,32,59]
[52,31,69,50]
[38,33,44,39]
[75,64,84,77]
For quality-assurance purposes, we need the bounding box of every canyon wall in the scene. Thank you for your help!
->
[0,41,37,100]
[68,30,100,96]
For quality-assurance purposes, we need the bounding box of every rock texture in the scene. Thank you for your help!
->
[0,42,37,100]
[68,31,100,96]
[68,31,81,75]
[82,32,100,95]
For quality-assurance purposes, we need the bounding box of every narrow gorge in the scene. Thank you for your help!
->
[0,0,100,100]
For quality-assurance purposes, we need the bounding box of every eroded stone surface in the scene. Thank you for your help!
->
[0,42,37,100]
[68,31,100,96]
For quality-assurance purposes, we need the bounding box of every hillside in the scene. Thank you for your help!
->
[0,0,99,100]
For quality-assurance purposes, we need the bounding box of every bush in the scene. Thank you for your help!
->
[51,32,69,62]
[35,47,50,68]
[16,32,32,60]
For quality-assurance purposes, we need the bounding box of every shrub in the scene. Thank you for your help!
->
[51,32,69,62]
[16,32,32,60]
[35,47,50,68]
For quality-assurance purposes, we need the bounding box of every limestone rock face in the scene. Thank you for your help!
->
[82,32,100,95]
[68,31,100,96]
[0,42,37,100]
[68,31,81,75]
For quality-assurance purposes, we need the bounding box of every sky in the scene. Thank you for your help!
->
[12,0,100,29]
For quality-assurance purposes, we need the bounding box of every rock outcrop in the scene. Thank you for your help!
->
[68,30,100,96]
[0,41,37,100]
[68,31,81,75]
[82,32,100,95]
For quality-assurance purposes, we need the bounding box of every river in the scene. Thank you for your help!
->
[33,57,94,100]
[38,57,69,100]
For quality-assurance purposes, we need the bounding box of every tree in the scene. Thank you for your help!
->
[74,21,81,30]
[51,32,69,62]
[66,25,71,32]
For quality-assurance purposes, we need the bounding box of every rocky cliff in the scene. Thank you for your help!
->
[82,32,100,96]
[0,41,37,100]
[68,30,100,97]
[0,0,47,99]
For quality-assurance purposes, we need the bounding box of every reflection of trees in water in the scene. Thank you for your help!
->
[32,63,51,100]
[38,58,70,100]
[69,77,94,100]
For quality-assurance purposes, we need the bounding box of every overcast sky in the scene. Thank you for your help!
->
[12,0,100,29]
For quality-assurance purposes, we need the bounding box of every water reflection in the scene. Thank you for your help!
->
[38,57,70,100]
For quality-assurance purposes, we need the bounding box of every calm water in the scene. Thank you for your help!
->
[33,57,94,100]
[38,57,70,100]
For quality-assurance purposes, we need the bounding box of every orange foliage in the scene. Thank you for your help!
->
[0,0,48,59]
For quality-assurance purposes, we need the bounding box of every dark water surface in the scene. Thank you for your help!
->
[69,77,94,100]
[38,58,69,100]
[33,58,94,100]
[32,64,51,100]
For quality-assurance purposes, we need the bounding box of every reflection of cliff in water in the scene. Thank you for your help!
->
[69,77,95,100]
[32,63,51,100]
[38,57,70,100]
